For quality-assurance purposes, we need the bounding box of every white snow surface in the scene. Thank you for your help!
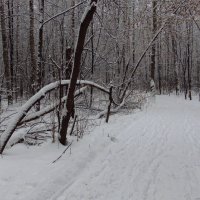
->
[1,95,200,200]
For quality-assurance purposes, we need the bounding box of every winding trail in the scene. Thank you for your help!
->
[54,96,200,200]
[1,95,200,200]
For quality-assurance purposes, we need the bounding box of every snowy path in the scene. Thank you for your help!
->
[1,95,200,200]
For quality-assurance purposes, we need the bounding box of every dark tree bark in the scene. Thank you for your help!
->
[186,22,192,100]
[59,0,97,145]
[106,86,113,123]
[90,19,94,107]
[0,0,12,105]
[36,0,45,111]
[7,0,14,103]
[15,1,20,100]
[71,0,75,48]
[65,47,73,80]
[157,41,162,94]
[29,0,37,95]
[150,0,157,91]
[171,28,179,95]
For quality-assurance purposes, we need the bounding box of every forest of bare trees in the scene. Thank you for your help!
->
[1,0,200,152]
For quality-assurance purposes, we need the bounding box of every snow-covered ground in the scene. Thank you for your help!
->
[1,95,200,200]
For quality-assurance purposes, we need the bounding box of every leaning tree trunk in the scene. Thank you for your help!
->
[0,79,108,154]
[59,0,97,145]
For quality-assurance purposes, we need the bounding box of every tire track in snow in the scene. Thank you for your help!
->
[10,95,200,200]
[127,111,170,200]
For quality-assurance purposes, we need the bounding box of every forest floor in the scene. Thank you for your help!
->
[1,95,200,200]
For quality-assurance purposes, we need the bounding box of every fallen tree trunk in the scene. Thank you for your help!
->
[19,86,88,125]
[0,79,108,154]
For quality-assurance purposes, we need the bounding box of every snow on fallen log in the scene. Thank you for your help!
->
[19,86,88,125]
[0,80,108,154]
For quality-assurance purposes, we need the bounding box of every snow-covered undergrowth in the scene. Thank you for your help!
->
[0,99,143,200]
[0,88,148,150]
[1,95,200,200]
